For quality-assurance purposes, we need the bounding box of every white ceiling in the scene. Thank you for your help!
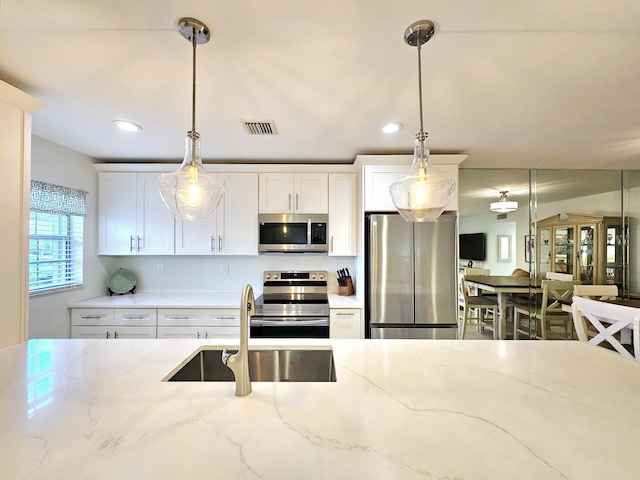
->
[1,0,639,169]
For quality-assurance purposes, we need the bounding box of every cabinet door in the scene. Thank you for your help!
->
[330,309,362,339]
[328,173,357,256]
[175,211,218,255]
[115,326,157,339]
[137,173,175,255]
[98,173,138,255]
[553,226,575,278]
[259,173,294,213]
[157,326,203,339]
[203,326,239,339]
[71,326,113,339]
[293,173,328,213]
[218,173,259,255]
[364,164,458,212]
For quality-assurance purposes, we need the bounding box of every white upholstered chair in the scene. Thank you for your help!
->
[458,275,498,339]
[571,296,640,362]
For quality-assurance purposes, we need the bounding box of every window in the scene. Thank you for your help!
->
[29,181,86,294]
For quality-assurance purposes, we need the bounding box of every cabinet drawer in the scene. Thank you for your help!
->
[71,309,115,326]
[158,308,240,326]
[115,309,157,326]
[206,309,240,326]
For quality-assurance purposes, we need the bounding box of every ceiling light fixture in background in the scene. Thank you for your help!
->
[389,20,455,222]
[490,191,518,213]
[157,17,224,222]
[382,122,403,134]
[112,120,142,132]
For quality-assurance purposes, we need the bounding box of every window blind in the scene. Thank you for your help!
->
[29,181,86,294]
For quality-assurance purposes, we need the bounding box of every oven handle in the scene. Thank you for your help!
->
[251,317,329,327]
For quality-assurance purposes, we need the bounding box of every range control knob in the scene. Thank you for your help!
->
[311,273,316,280]
[265,273,271,280]
[272,273,279,280]
[318,273,325,281]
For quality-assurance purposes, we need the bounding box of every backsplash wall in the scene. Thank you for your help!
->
[98,254,356,297]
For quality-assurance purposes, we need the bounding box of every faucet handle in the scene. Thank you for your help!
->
[222,347,238,365]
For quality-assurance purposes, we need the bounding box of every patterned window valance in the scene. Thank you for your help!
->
[30,180,87,217]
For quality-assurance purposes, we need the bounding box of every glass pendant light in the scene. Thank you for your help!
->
[490,191,518,213]
[158,17,224,221]
[389,20,455,222]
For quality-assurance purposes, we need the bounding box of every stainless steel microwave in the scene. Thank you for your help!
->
[258,214,328,253]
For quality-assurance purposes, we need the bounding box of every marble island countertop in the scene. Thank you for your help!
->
[67,292,362,309]
[2,338,640,479]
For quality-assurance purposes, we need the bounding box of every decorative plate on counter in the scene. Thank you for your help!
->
[107,268,136,295]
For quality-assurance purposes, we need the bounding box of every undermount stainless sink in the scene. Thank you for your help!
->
[164,346,336,382]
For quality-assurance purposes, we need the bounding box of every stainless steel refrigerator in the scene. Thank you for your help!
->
[365,212,458,339]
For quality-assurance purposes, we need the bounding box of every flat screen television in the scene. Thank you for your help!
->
[459,233,486,261]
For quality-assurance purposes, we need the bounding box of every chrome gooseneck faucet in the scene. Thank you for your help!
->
[222,284,254,396]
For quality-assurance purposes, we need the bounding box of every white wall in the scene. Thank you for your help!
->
[459,208,528,275]
[29,136,107,338]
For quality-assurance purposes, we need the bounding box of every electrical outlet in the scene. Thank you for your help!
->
[156,263,165,274]
[220,263,229,275]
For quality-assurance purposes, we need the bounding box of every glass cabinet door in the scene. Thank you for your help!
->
[553,226,574,276]
[605,222,625,289]
[538,228,551,278]
[578,224,595,284]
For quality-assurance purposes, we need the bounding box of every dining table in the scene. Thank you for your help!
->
[464,275,543,339]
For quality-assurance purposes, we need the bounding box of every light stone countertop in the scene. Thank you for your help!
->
[68,292,363,309]
[2,338,640,479]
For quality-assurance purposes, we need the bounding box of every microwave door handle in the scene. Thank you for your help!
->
[307,218,312,248]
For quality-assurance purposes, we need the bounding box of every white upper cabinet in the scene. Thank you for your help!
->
[328,173,357,256]
[99,173,175,255]
[175,172,258,256]
[363,164,459,212]
[259,173,328,213]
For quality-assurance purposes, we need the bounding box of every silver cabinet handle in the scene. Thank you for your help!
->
[197,331,200,339]
[335,312,355,317]
[130,235,135,252]
[296,193,299,211]
[106,331,111,339]
[330,236,334,253]
[288,193,292,211]
[80,315,103,320]
[205,331,209,339]
[137,236,142,252]
[218,235,222,254]
[114,331,119,339]
[211,236,215,253]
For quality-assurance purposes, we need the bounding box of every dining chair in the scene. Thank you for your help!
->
[458,275,498,339]
[545,272,575,281]
[573,284,618,301]
[571,296,640,362]
[513,279,580,340]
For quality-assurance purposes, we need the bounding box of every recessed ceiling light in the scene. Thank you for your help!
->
[382,122,403,134]
[113,120,142,132]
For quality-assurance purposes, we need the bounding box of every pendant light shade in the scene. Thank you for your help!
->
[158,17,224,222]
[490,191,518,213]
[389,20,455,222]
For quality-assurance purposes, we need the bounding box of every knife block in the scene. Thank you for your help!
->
[338,277,355,296]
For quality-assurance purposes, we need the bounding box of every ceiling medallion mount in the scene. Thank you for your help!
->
[177,17,211,45]
[404,20,435,47]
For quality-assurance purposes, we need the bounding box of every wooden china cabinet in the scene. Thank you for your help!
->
[536,214,626,288]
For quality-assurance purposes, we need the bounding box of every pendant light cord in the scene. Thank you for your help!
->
[191,32,197,136]
[417,41,424,135]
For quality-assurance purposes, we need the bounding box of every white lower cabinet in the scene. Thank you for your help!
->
[157,308,240,339]
[330,308,362,339]
[71,308,157,339]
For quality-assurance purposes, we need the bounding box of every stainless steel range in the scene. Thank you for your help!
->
[251,271,330,338]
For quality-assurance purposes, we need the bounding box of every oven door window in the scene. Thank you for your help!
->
[260,222,308,244]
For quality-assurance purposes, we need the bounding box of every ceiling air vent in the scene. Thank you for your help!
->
[241,120,278,135]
